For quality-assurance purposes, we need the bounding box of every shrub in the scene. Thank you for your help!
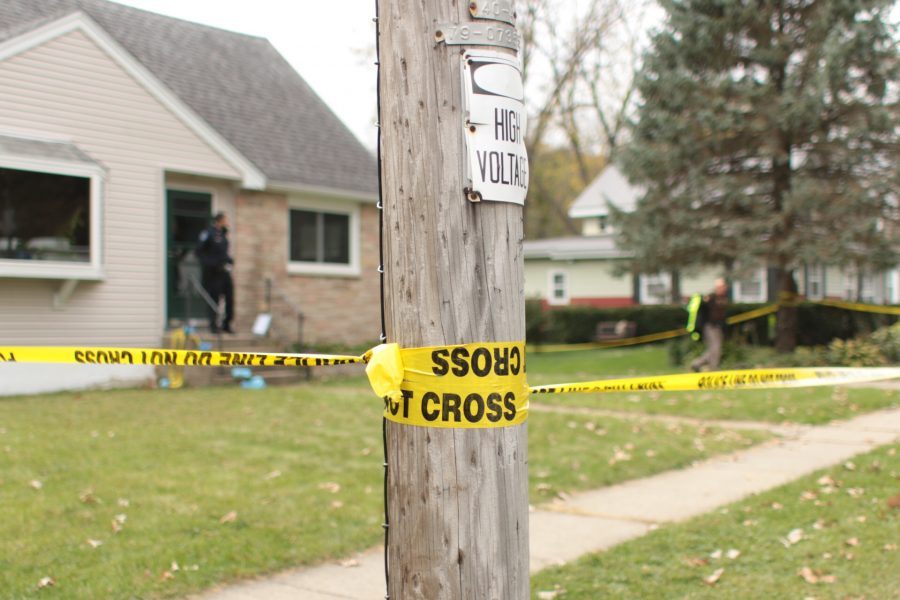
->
[870,322,900,363]
[826,338,887,367]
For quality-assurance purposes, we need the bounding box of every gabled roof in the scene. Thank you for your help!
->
[0,0,377,197]
[568,164,642,219]
[524,234,631,260]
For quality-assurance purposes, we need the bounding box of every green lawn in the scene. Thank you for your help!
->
[0,378,766,598]
[532,443,900,599]
[528,347,900,424]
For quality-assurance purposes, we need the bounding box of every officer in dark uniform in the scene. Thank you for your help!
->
[195,212,234,333]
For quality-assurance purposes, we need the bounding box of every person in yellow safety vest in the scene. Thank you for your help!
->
[688,277,729,372]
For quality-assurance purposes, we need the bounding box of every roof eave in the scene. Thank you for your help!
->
[268,180,378,203]
[0,11,267,190]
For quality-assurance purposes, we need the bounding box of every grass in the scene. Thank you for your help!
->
[0,378,767,598]
[528,346,900,424]
[529,411,768,501]
[531,443,900,599]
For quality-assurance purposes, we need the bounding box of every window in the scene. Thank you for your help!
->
[288,197,359,276]
[0,140,104,280]
[806,264,824,300]
[548,270,569,306]
[733,268,767,303]
[639,272,671,305]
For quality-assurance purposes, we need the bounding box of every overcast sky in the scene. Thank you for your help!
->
[113,0,380,149]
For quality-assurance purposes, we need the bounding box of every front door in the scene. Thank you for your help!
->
[166,190,212,322]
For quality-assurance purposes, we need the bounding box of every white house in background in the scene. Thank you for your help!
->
[524,165,900,307]
[0,0,380,395]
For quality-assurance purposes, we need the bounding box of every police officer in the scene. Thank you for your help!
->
[195,212,234,334]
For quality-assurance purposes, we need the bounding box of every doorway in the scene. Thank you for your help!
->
[166,189,212,323]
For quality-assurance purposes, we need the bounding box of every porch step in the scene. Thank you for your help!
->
[160,328,310,388]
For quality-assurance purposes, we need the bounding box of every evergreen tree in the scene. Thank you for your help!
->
[616,0,899,352]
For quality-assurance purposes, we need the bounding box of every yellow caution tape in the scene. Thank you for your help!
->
[0,347,363,367]
[726,303,780,325]
[529,328,687,353]
[529,367,900,395]
[5,342,898,427]
[814,299,900,316]
[366,341,529,429]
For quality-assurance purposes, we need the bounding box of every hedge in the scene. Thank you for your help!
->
[526,299,898,347]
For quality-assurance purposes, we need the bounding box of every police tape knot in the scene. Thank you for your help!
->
[365,343,405,402]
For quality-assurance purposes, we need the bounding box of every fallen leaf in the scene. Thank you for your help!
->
[330,500,344,509]
[185,564,200,571]
[161,571,174,581]
[318,482,341,494]
[743,519,757,527]
[798,567,837,585]
[219,511,238,524]
[798,567,818,584]
[800,491,818,501]
[726,549,741,560]
[843,552,854,561]
[771,502,783,510]
[856,515,867,523]
[37,577,55,589]
[117,498,129,507]
[79,489,99,504]
[645,449,657,458]
[844,461,856,471]
[264,470,282,480]
[684,556,708,567]
[111,514,126,534]
[883,543,897,551]
[709,549,722,560]
[845,537,859,547]
[170,561,180,572]
[29,480,43,490]
[782,528,804,547]
[887,494,900,509]
[846,487,865,498]
[537,591,561,600]
[86,539,103,549]
[816,475,837,487]
[813,519,826,530]
[703,568,725,586]
[339,558,360,568]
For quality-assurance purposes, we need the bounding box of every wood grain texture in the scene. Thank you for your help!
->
[378,1,529,598]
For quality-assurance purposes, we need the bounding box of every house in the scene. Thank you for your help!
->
[0,0,380,394]
[524,165,900,307]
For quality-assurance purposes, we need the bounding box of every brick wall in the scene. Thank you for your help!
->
[234,191,381,347]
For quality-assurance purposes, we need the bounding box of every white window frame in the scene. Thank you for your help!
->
[0,155,104,280]
[733,268,767,303]
[639,272,671,305]
[287,196,360,277]
[806,264,824,300]
[548,270,569,306]
[888,269,900,305]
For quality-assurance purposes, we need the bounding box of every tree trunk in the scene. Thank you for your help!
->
[774,268,798,353]
[378,1,529,598]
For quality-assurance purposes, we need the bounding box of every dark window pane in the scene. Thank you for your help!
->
[289,209,318,262]
[0,166,91,262]
[322,213,350,264]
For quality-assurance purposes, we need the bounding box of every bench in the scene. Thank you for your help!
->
[595,320,637,341]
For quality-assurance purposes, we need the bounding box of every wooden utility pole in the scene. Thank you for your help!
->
[377,1,529,598]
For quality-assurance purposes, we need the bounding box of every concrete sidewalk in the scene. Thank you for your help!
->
[195,406,900,600]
